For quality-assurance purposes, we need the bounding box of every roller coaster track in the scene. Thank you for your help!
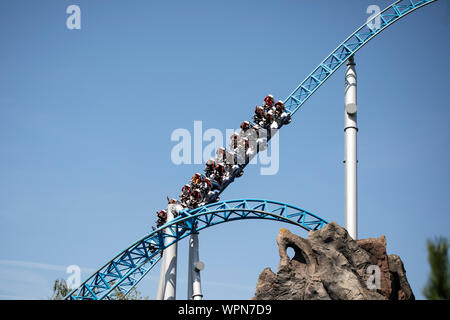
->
[66,199,327,300]
[65,0,437,300]
[284,0,437,116]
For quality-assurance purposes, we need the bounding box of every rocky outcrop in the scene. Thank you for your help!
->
[253,222,414,300]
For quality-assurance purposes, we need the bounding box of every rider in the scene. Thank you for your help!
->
[240,137,251,164]
[205,159,215,177]
[273,100,292,128]
[263,94,275,112]
[239,121,251,139]
[189,189,202,208]
[213,162,225,185]
[274,100,284,114]
[216,146,236,167]
[215,147,226,163]
[201,176,218,203]
[191,173,203,188]
[230,133,240,150]
[253,106,265,127]
[156,209,167,227]
[202,176,212,191]
[157,209,167,220]
[181,184,191,196]
[271,100,283,129]
[180,184,191,205]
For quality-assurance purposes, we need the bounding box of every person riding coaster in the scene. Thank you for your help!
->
[239,121,254,140]
[189,188,203,208]
[272,100,292,128]
[240,120,250,131]
[215,147,227,164]
[181,184,191,196]
[234,137,251,164]
[213,163,226,185]
[205,159,215,177]
[156,218,164,228]
[225,135,246,174]
[216,146,237,167]
[191,173,203,187]
[230,133,240,150]
[206,159,222,184]
[263,94,274,111]
[156,209,168,228]
[243,121,265,147]
[245,125,261,152]
[179,184,191,206]
[217,145,240,176]
[274,100,284,113]
[157,209,167,220]
[263,111,274,129]
[249,124,268,152]
[253,106,266,127]
[253,103,274,129]
[201,176,213,193]
[220,151,237,176]
[199,177,220,203]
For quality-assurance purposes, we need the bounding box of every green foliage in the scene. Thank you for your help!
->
[423,236,450,300]
[109,286,149,300]
[50,278,70,300]
[50,278,149,300]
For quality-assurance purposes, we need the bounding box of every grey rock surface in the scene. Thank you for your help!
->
[253,222,414,300]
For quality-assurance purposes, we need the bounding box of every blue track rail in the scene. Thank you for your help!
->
[66,199,327,300]
[212,0,437,207]
[284,0,437,116]
[64,0,437,300]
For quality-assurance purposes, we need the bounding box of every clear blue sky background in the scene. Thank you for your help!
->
[0,0,449,300]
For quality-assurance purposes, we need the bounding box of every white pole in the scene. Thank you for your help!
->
[155,249,166,300]
[188,232,204,300]
[187,234,193,300]
[344,55,358,240]
[162,203,179,300]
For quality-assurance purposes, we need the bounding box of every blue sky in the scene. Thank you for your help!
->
[0,0,449,300]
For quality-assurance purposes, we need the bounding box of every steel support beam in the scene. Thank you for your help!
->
[156,203,180,300]
[188,232,203,300]
[344,55,358,239]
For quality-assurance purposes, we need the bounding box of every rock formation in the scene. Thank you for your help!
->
[253,222,414,300]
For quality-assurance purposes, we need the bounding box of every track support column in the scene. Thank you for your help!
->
[156,202,180,300]
[155,249,166,300]
[188,232,204,300]
[344,55,358,240]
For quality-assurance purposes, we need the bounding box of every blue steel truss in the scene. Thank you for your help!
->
[64,0,437,301]
[283,0,437,116]
[65,199,327,300]
[203,0,437,202]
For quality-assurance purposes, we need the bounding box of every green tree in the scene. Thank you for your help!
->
[50,278,70,300]
[109,286,149,300]
[50,278,149,300]
[423,236,450,300]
